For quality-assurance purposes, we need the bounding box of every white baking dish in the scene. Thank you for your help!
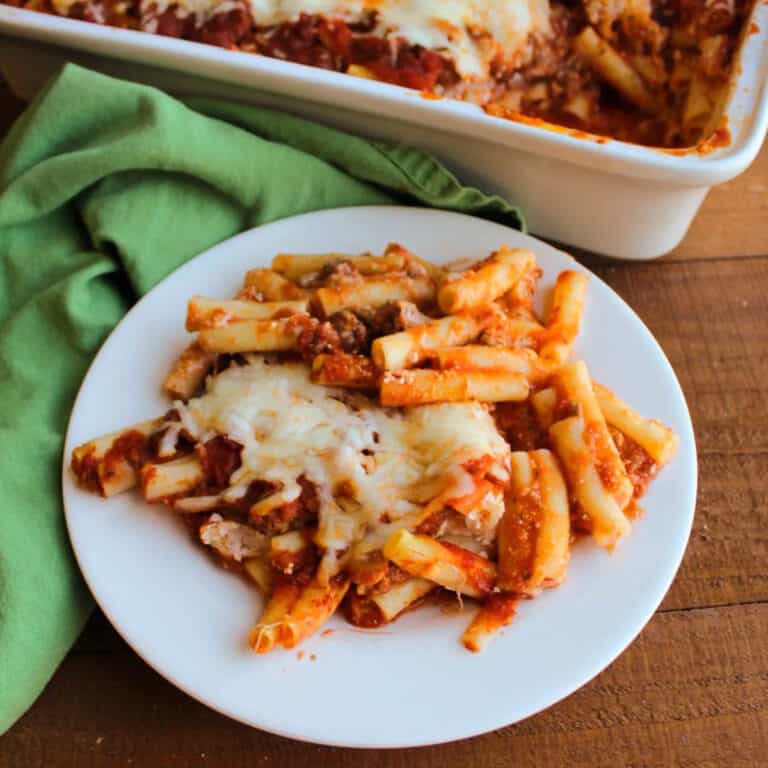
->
[1,4,767,259]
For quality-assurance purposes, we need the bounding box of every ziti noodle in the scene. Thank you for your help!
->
[9,0,756,147]
[72,243,679,652]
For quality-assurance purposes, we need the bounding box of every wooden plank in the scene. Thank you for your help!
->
[2,604,766,767]
[589,257,768,610]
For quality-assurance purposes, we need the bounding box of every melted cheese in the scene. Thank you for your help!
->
[50,0,550,78]
[134,0,549,78]
[176,358,509,553]
[250,0,551,77]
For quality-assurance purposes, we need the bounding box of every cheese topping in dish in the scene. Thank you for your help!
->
[133,0,550,78]
[37,0,752,147]
[175,356,510,551]
[32,0,753,147]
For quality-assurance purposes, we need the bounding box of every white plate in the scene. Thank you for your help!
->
[63,206,697,748]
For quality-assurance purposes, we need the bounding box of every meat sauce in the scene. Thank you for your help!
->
[252,13,457,90]
[254,475,321,535]
[344,564,427,628]
[609,427,659,500]
[584,422,630,498]
[70,446,103,495]
[199,435,243,492]
[295,318,343,360]
[344,592,386,628]
[498,480,541,591]
[275,541,320,584]
[474,593,518,624]
[316,351,379,388]
[72,430,151,496]
[489,406,657,536]
[439,539,497,595]
[494,401,547,451]
[103,430,152,477]
[15,0,755,147]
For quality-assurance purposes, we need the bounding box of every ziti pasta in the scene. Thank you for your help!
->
[71,244,679,652]
[10,0,756,147]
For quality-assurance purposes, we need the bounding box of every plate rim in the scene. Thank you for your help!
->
[61,205,698,748]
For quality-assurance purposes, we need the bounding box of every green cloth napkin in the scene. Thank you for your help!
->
[0,62,523,734]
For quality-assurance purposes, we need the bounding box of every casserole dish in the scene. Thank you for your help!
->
[1,2,766,258]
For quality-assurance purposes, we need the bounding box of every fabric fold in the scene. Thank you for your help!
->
[0,61,523,735]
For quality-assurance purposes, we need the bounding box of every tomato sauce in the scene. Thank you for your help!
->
[498,480,541,591]
[72,430,151,496]
[343,592,386,628]
[70,446,101,495]
[199,435,243,492]
[13,0,754,148]
[494,401,547,451]
[439,540,496,595]
[609,427,659,499]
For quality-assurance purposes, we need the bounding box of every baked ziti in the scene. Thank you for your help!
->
[7,0,755,147]
[71,243,679,652]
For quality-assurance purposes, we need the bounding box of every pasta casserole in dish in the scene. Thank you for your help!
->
[5,0,756,146]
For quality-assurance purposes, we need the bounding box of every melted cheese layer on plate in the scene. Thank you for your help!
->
[175,357,510,554]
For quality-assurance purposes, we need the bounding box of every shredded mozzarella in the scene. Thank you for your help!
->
[134,0,548,79]
[51,0,549,78]
[183,358,509,550]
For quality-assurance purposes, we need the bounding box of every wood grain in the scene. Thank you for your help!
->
[1,76,767,766]
[2,605,766,768]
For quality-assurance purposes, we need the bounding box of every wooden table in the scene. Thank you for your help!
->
[1,76,767,768]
